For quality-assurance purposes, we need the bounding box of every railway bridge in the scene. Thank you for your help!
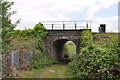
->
[41,21,92,60]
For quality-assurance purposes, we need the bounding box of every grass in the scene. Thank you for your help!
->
[20,64,72,78]
[8,37,37,51]
[19,41,76,78]
[21,73,33,78]
[20,69,37,78]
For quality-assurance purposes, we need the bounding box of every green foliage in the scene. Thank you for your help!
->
[8,23,57,70]
[0,28,2,53]
[0,0,20,53]
[14,23,57,69]
[13,23,48,40]
[68,46,107,78]
[80,29,93,48]
[30,24,57,69]
[30,51,57,69]
[13,23,48,52]
[67,30,120,78]
[93,33,110,48]
[33,23,48,38]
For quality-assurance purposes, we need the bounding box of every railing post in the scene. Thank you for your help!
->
[52,24,53,30]
[63,24,65,30]
[90,21,92,29]
[86,23,88,29]
[63,21,65,30]
[75,21,76,30]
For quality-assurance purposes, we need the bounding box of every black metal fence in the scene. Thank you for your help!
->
[40,20,92,30]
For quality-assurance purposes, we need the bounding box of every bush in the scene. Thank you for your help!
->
[80,29,93,48]
[67,30,120,78]
[30,51,57,69]
[13,23,48,40]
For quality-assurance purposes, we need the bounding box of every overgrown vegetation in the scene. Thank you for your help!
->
[30,51,57,69]
[67,30,120,78]
[8,24,48,51]
[1,0,119,78]
[10,23,57,69]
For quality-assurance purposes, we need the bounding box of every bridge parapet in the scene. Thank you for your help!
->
[40,21,92,30]
[48,29,91,36]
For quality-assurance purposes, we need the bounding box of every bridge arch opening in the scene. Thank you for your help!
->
[64,41,76,59]
[53,39,76,62]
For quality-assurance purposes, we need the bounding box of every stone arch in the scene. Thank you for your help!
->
[53,38,78,60]
[44,30,83,59]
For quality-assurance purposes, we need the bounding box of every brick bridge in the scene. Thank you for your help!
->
[41,21,92,60]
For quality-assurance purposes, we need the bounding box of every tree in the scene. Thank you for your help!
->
[0,0,20,53]
[1,0,14,39]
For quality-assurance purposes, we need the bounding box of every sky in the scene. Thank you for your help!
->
[9,0,119,32]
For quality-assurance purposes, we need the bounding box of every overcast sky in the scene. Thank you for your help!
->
[9,0,118,32]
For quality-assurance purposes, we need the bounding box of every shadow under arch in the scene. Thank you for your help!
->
[53,39,77,62]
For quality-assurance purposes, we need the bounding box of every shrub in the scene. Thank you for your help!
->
[13,23,48,40]
[80,29,93,48]
[67,30,120,78]
[30,51,57,69]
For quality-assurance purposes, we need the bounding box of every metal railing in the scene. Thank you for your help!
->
[40,20,92,30]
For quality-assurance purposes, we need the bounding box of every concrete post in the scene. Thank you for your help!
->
[99,24,106,33]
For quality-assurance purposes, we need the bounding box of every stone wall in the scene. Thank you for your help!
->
[2,50,37,77]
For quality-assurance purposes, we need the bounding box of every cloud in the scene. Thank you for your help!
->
[86,0,118,19]
[9,0,118,32]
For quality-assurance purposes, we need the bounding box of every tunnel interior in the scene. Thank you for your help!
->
[54,39,68,60]
[54,39,76,63]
